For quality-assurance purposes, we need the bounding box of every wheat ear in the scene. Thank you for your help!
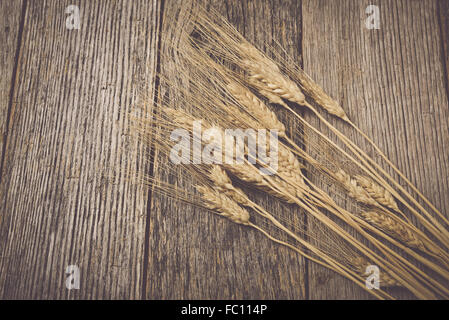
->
[276,144,306,192]
[196,185,250,225]
[355,175,399,212]
[360,210,441,256]
[287,67,349,121]
[239,43,306,105]
[336,169,401,214]
[207,165,251,207]
[334,169,379,207]
[238,43,348,120]
[192,8,348,120]
[226,82,286,137]
[224,163,297,204]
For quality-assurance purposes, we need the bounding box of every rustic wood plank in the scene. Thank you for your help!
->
[303,0,449,299]
[145,0,307,299]
[0,0,160,299]
[439,0,449,99]
[0,0,24,183]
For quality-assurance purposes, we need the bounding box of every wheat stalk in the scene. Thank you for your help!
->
[242,32,449,243]
[227,39,449,268]
[201,170,396,298]
[173,70,449,299]
[196,166,406,294]
[222,74,432,266]
[333,170,429,252]
[165,105,302,211]
[192,9,348,120]
[216,91,440,278]
[284,100,449,251]
[196,7,449,251]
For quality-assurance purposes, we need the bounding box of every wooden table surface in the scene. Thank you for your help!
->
[1,0,448,299]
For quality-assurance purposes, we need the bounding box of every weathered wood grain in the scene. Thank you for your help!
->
[0,0,24,184]
[303,0,449,299]
[1,0,448,300]
[0,0,160,299]
[439,0,449,99]
[145,0,307,299]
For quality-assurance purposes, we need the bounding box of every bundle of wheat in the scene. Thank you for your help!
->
[126,4,449,300]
